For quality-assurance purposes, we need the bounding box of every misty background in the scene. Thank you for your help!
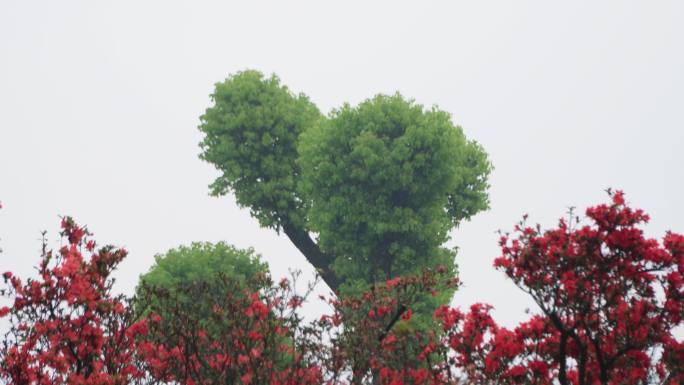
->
[1,1,683,329]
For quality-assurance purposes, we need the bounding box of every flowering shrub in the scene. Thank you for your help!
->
[1,191,682,385]
[315,269,458,384]
[133,264,457,385]
[134,271,324,385]
[492,190,684,385]
[0,218,146,385]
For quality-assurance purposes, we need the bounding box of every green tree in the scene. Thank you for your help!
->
[136,242,268,314]
[134,242,298,369]
[198,70,491,324]
[198,71,341,289]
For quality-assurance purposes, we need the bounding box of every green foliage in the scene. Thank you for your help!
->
[134,242,297,368]
[198,70,322,230]
[298,94,491,284]
[135,242,268,314]
[197,70,492,329]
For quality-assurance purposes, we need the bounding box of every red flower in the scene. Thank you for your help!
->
[401,308,412,321]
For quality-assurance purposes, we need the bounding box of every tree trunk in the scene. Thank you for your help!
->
[282,222,342,292]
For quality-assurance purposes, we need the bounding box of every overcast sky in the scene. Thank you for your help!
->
[1,1,683,329]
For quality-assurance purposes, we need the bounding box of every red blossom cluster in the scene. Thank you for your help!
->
[491,190,684,385]
[1,192,682,385]
[315,270,458,384]
[0,218,146,385]
[131,262,457,385]
[133,271,325,385]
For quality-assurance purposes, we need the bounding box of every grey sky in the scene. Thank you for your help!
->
[1,1,683,329]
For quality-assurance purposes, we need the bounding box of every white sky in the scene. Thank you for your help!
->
[1,1,683,330]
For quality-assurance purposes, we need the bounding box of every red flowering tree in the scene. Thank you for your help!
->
[431,304,556,385]
[134,271,325,385]
[0,217,147,385]
[493,190,684,385]
[312,269,458,385]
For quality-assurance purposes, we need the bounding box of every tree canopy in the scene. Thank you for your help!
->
[198,70,492,319]
[138,242,267,290]
[135,242,268,317]
[198,71,321,231]
[299,94,490,289]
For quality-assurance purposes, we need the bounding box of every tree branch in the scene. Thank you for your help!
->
[378,304,407,342]
[282,222,342,292]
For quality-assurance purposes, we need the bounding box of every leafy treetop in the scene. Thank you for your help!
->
[137,242,268,292]
[134,242,269,321]
[198,70,491,298]
[199,70,321,231]
[299,94,490,288]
